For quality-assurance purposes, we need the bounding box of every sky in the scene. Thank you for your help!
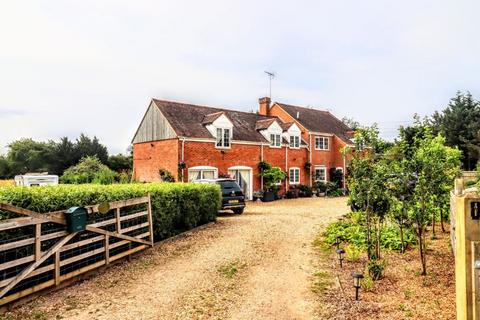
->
[1,0,479,154]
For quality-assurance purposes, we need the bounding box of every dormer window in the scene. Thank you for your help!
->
[216,128,231,148]
[289,135,300,148]
[270,134,281,147]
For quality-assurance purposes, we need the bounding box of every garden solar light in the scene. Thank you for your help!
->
[336,249,345,268]
[335,236,342,249]
[352,272,364,301]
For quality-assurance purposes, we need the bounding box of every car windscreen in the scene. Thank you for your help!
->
[217,181,241,191]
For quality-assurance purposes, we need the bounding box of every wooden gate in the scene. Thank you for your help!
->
[0,195,154,305]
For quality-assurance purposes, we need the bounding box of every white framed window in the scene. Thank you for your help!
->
[314,166,327,182]
[270,134,281,147]
[188,166,218,182]
[315,136,329,150]
[289,135,300,148]
[289,167,300,184]
[216,128,231,148]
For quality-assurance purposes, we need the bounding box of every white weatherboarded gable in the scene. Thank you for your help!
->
[132,101,177,144]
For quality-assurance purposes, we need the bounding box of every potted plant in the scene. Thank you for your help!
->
[286,185,299,199]
[252,190,264,201]
[314,181,327,197]
[259,162,287,202]
[298,184,313,197]
[178,161,187,182]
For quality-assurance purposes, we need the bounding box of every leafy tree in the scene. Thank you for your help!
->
[107,154,133,172]
[430,91,480,170]
[74,134,109,164]
[412,132,461,275]
[384,144,416,253]
[61,156,118,184]
[341,117,361,130]
[259,162,287,191]
[347,124,390,261]
[2,135,111,177]
[0,156,12,179]
[7,139,51,174]
[48,137,77,175]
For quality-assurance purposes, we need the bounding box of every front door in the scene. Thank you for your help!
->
[228,169,251,200]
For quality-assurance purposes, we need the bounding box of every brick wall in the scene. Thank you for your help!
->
[183,141,310,193]
[133,139,179,182]
[133,136,348,191]
[268,103,349,182]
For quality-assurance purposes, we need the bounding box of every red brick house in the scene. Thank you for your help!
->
[132,97,353,200]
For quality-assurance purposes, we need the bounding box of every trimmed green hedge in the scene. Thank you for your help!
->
[0,183,221,241]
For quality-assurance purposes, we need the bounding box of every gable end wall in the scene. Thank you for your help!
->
[132,101,177,144]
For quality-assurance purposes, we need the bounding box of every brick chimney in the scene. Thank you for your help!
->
[258,97,271,116]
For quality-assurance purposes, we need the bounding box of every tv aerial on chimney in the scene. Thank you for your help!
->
[264,71,275,99]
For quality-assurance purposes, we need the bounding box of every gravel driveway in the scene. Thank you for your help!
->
[8,197,349,320]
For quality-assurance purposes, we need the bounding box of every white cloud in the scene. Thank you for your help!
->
[0,0,479,153]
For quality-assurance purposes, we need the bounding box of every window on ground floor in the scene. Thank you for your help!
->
[289,167,300,184]
[188,166,218,182]
[314,166,327,182]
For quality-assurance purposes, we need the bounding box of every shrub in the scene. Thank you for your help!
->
[259,161,286,193]
[159,169,175,182]
[329,168,344,188]
[381,225,416,251]
[61,156,119,184]
[285,189,296,199]
[367,259,386,280]
[313,181,327,194]
[361,274,375,292]
[0,183,221,241]
[298,184,313,197]
[345,244,362,262]
[324,220,367,250]
[323,217,415,252]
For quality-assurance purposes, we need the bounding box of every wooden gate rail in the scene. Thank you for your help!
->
[0,195,154,305]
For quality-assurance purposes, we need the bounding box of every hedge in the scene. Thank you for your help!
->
[0,183,221,241]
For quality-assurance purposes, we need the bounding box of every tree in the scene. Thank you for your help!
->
[74,134,109,164]
[409,124,461,275]
[48,137,77,175]
[342,117,361,130]
[107,154,132,172]
[61,156,118,184]
[7,139,51,174]
[0,156,12,179]
[430,91,480,170]
[347,124,390,261]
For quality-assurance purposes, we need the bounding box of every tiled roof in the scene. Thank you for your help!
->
[201,112,225,125]
[255,118,277,131]
[279,122,295,131]
[275,103,353,144]
[153,99,274,142]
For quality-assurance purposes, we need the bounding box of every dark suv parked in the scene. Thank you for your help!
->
[194,179,245,214]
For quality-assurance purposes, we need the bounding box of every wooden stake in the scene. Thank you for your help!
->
[35,224,41,261]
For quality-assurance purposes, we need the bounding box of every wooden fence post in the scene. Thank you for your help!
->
[105,235,110,265]
[147,193,154,246]
[35,224,41,261]
[55,251,61,286]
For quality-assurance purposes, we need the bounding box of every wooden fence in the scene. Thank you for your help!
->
[0,195,154,305]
